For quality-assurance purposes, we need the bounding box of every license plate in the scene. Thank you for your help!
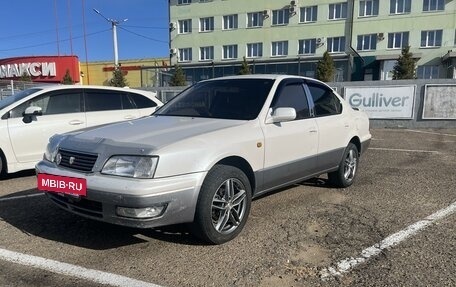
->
[37,173,87,196]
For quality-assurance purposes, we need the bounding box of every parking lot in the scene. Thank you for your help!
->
[0,128,455,287]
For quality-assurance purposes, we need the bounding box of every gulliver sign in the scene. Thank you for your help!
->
[345,86,416,119]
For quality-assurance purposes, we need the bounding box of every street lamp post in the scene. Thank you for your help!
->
[93,8,128,68]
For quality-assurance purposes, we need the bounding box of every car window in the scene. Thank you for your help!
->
[85,90,122,112]
[9,91,82,118]
[128,92,158,109]
[121,93,136,110]
[271,83,310,120]
[307,82,342,117]
[0,88,42,111]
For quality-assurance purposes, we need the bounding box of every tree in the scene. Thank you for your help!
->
[61,69,73,85]
[110,67,128,87]
[169,64,186,86]
[315,51,335,82]
[20,72,32,82]
[238,57,251,75]
[392,45,415,80]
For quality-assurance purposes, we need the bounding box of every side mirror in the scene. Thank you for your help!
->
[22,106,42,124]
[24,106,43,116]
[266,107,296,124]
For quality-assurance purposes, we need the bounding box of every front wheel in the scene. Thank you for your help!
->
[192,165,252,244]
[0,152,6,178]
[328,143,359,188]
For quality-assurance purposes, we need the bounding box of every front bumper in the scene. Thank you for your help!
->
[36,160,207,228]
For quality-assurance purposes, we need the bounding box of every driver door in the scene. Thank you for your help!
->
[7,89,85,163]
[261,79,319,191]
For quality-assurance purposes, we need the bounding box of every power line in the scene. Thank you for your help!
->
[0,29,110,52]
[118,26,168,44]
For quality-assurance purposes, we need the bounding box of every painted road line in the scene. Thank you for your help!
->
[404,129,456,137]
[369,147,439,154]
[0,193,44,202]
[320,201,456,280]
[0,248,162,287]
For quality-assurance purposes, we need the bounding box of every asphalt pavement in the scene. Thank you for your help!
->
[0,128,455,287]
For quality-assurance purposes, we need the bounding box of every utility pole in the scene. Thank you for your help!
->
[93,8,128,68]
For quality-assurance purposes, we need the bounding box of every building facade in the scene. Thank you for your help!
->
[79,58,170,87]
[169,0,456,82]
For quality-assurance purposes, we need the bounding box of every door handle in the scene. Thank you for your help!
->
[124,115,136,120]
[69,120,84,125]
[309,128,318,133]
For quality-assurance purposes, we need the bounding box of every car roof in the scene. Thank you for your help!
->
[35,84,152,94]
[201,74,318,82]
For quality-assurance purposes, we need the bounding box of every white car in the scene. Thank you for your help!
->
[0,85,162,176]
[36,75,371,244]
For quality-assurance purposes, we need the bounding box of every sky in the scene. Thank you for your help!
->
[0,0,169,62]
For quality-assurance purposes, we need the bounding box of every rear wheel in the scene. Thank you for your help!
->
[328,143,359,188]
[192,165,252,244]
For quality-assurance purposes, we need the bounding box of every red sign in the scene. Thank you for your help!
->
[37,173,87,196]
[0,55,80,83]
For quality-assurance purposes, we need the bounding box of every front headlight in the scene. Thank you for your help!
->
[43,135,64,162]
[101,156,158,178]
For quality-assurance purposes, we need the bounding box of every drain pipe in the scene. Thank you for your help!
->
[348,0,364,81]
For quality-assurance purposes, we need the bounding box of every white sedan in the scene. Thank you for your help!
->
[36,75,371,244]
[0,85,162,176]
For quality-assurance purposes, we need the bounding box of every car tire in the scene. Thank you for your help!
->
[0,151,6,178]
[328,143,359,188]
[192,165,252,245]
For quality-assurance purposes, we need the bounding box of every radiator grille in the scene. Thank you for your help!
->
[57,149,98,172]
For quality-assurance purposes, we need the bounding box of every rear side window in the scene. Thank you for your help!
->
[128,92,157,109]
[85,90,122,112]
[307,82,342,117]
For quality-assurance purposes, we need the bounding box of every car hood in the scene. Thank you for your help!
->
[58,115,245,153]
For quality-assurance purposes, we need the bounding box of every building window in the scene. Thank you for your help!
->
[247,12,264,28]
[223,45,238,59]
[247,42,263,58]
[200,46,214,61]
[178,19,192,34]
[272,41,288,56]
[421,30,443,47]
[357,34,377,51]
[223,14,238,30]
[178,0,191,5]
[178,48,192,62]
[329,2,348,20]
[300,6,318,23]
[417,65,439,79]
[199,17,214,32]
[390,0,411,14]
[298,39,317,54]
[423,0,444,11]
[387,32,409,49]
[359,0,379,17]
[199,0,212,2]
[327,37,346,53]
[272,9,290,25]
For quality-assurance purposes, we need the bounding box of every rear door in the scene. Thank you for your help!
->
[7,89,85,163]
[304,80,349,171]
[84,89,141,127]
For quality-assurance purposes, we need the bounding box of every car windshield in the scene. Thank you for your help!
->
[156,79,274,120]
[0,88,42,110]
